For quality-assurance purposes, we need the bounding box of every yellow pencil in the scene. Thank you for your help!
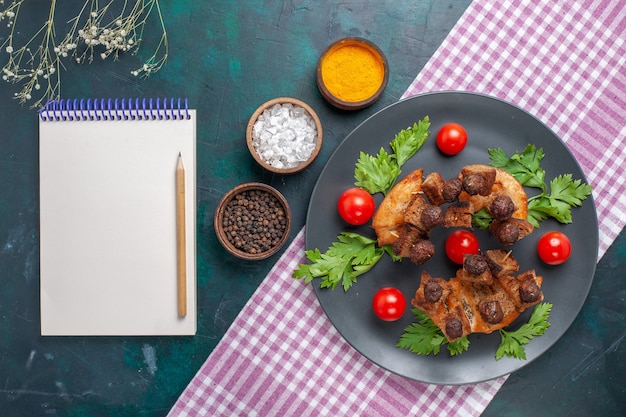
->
[176,152,187,317]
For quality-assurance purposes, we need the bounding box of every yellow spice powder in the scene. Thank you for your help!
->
[320,43,385,103]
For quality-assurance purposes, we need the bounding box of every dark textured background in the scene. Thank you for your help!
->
[0,1,623,416]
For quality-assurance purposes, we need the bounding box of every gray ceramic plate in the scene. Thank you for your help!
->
[305,91,598,385]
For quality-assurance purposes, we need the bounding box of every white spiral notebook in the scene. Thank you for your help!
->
[39,98,196,336]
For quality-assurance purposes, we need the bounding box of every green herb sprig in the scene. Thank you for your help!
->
[294,117,430,291]
[495,302,552,360]
[475,145,593,228]
[292,232,401,291]
[398,303,553,360]
[354,117,430,195]
[397,309,469,356]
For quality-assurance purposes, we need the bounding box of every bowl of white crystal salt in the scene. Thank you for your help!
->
[246,97,323,174]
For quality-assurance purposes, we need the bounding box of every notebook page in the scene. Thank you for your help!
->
[39,109,196,336]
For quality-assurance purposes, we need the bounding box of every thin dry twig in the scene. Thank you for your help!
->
[0,0,168,108]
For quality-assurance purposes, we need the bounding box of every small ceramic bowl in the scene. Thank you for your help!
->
[317,37,389,110]
[214,182,292,260]
[246,97,323,174]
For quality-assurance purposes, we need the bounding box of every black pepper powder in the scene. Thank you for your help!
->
[222,189,287,255]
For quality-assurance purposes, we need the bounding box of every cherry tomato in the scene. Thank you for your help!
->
[445,230,479,264]
[372,287,406,321]
[436,123,468,155]
[537,231,571,265]
[337,187,376,225]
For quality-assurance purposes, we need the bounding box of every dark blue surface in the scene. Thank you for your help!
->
[1,1,623,416]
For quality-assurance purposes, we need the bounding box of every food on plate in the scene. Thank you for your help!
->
[392,227,436,265]
[489,218,535,245]
[459,165,528,220]
[459,164,497,196]
[461,253,492,284]
[371,168,423,246]
[389,193,443,264]
[494,302,552,360]
[337,187,376,225]
[483,248,519,278]
[296,137,590,363]
[292,232,399,292]
[488,145,593,227]
[537,231,572,265]
[436,123,468,155]
[421,171,447,206]
[411,249,544,342]
[371,164,535,264]
[354,117,430,196]
[442,201,474,229]
[398,297,553,360]
[372,287,406,321]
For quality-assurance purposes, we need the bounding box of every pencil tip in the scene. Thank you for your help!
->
[179,151,181,157]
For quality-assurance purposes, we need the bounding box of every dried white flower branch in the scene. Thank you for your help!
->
[0,0,168,107]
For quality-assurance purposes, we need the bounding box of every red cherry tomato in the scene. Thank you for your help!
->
[537,231,571,265]
[337,187,376,225]
[372,287,406,321]
[436,123,468,155]
[445,230,479,264]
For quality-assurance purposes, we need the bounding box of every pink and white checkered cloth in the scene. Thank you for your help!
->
[403,0,625,259]
[169,1,625,416]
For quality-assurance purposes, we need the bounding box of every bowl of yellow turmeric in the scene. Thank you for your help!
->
[316,37,389,110]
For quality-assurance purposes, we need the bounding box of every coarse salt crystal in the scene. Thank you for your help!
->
[252,103,317,169]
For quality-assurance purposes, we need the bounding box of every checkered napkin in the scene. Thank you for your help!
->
[403,0,626,260]
[169,1,625,416]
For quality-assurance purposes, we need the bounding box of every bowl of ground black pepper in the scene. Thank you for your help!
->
[214,182,292,260]
[246,97,323,174]
[316,37,389,110]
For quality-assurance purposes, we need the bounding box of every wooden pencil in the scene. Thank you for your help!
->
[176,152,187,317]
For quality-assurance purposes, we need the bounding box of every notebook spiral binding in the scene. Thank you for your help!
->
[38,98,191,122]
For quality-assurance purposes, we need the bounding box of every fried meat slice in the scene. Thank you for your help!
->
[372,169,423,246]
[459,166,528,220]
[421,172,447,206]
[443,201,474,228]
[412,249,543,342]
[459,280,520,334]
[459,164,497,196]
[412,272,452,316]
[489,218,535,246]
[458,253,493,285]
[391,225,435,265]
[404,194,443,233]
[484,249,519,278]
[412,272,472,342]
[496,269,544,311]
